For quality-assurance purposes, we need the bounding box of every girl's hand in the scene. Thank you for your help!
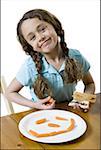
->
[68,100,89,112]
[33,96,55,109]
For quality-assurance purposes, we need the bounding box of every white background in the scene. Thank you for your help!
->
[1,0,100,116]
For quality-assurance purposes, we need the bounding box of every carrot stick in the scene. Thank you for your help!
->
[66,118,75,131]
[55,116,68,121]
[29,130,39,137]
[36,130,67,137]
[48,123,60,127]
[45,98,54,105]
[35,118,47,124]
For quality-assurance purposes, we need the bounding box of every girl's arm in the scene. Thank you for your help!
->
[82,71,95,94]
[5,78,55,109]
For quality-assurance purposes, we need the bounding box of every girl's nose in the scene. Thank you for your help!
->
[38,34,45,42]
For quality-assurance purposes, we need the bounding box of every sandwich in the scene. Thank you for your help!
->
[72,92,96,103]
[68,92,96,112]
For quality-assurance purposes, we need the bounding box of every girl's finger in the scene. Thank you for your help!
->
[41,96,51,103]
[43,100,55,109]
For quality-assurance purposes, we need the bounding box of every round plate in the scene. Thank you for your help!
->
[18,109,87,143]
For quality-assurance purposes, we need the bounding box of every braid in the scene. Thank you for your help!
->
[33,74,52,99]
[30,51,52,99]
[60,30,83,83]
[30,51,42,73]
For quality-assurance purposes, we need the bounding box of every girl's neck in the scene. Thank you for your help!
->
[43,43,65,70]
[45,55,65,71]
[43,43,64,62]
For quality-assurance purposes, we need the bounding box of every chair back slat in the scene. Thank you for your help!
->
[1,76,14,114]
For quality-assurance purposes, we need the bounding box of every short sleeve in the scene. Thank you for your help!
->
[69,49,90,74]
[16,61,31,86]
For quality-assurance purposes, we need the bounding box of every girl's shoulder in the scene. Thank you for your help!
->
[69,48,81,57]
[21,56,37,73]
[24,56,35,67]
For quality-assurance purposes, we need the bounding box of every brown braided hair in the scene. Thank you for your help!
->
[17,9,83,99]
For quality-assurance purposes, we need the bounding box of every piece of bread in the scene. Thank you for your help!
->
[72,92,96,103]
[68,99,89,112]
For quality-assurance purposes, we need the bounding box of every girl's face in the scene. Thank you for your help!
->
[21,18,58,54]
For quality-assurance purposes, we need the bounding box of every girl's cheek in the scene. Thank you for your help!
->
[31,42,38,50]
[33,45,41,52]
[45,29,53,36]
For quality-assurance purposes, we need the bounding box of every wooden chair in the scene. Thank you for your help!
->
[1,76,14,114]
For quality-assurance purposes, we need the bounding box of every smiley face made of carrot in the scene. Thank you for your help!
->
[29,116,75,138]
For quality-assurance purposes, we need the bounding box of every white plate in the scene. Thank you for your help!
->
[18,109,87,143]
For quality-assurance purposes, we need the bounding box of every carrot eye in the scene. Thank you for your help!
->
[55,116,68,121]
[35,118,47,124]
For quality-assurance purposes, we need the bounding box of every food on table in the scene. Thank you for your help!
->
[48,123,60,127]
[55,116,68,121]
[29,130,39,137]
[68,92,96,112]
[73,92,96,103]
[68,100,89,112]
[29,129,67,137]
[66,118,75,131]
[35,118,47,124]
[45,98,54,105]
[29,118,75,137]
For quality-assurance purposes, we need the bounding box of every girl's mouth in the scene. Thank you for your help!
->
[40,38,51,48]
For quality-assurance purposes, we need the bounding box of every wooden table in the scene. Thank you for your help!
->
[1,93,100,149]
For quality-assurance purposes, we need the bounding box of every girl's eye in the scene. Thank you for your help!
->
[39,26,47,32]
[30,35,36,41]
[41,27,46,31]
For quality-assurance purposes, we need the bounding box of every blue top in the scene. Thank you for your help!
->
[16,49,90,102]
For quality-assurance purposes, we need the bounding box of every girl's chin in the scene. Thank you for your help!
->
[41,47,54,53]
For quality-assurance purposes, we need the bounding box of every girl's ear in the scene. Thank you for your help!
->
[58,36,61,42]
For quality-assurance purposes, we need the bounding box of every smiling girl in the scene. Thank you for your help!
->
[5,9,95,109]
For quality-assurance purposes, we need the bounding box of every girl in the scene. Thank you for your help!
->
[5,9,95,110]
